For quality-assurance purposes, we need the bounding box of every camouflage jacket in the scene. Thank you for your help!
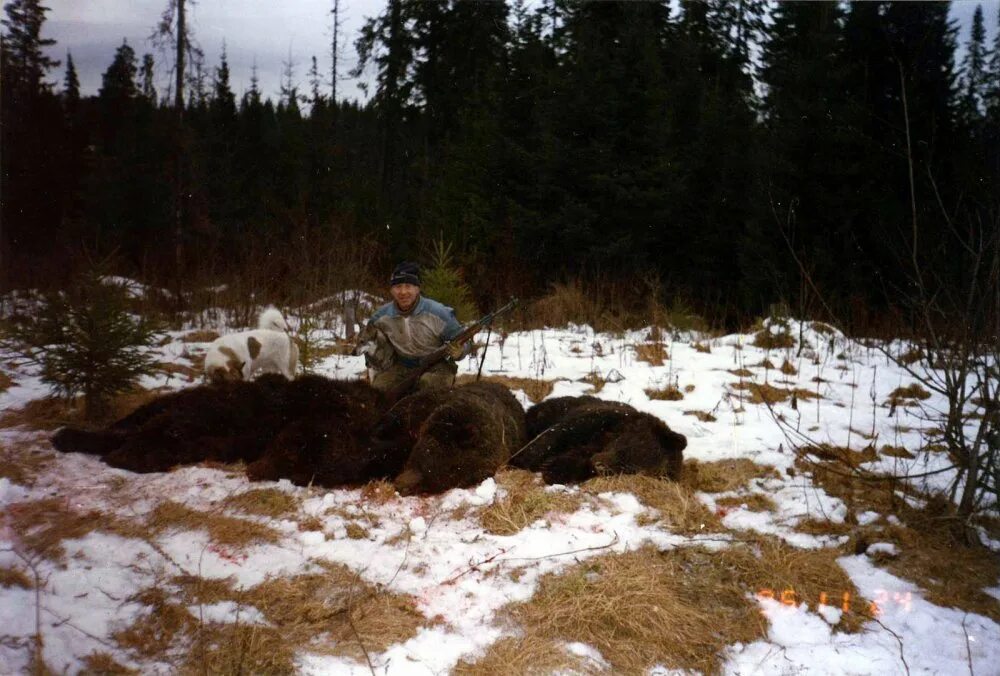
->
[367,295,463,368]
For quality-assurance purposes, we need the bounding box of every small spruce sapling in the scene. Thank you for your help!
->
[2,272,159,419]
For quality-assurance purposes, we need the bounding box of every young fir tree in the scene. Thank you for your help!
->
[958,4,988,129]
[420,237,478,322]
[3,271,159,419]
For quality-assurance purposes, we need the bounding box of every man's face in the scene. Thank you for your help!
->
[391,283,419,312]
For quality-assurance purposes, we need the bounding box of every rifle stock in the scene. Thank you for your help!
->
[384,298,519,405]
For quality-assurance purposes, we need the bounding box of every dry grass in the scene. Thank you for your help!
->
[0,387,165,430]
[528,281,594,328]
[804,444,878,469]
[794,517,855,538]
[361,479,398,504]
[880,445,916,459]
[728,368,754,378]
[0,438,53,486]
[779,359,798,375]
[0,565,33,589]
[715,494,778,513]
[682,458,781,494]
[7,498,143,560]
[753,329,795,350]
[634,342,668,366]
[804,459,1000,622]
[156,361,201,381]
[80,651,138,675]
[0,371,15,392]
[683,409,717,423]
[454,636,601,675]
[170,574,239,606]
[114,587,197,658]
[500,537,866,676]
[148,501,282,547]
[180,329,220,343]
[645,385,684,401]
[244,562,427,660]
[183,622,297,675]
[583,474,722,535]
[579,371,606,394]
[897,347,923,366]
[692,342,712,354]
[345,522,369,539]
[479,469,584,535]
[730,382,821,406]
[455,374,556,404]
[223,488,300,518]
[888,384,931,406]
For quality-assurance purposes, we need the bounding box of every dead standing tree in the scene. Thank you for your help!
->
[152,0,195,309]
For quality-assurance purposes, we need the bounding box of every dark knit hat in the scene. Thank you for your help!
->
[390,261,421,287]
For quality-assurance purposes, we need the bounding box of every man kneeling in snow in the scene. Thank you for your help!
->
[356,261,468,393]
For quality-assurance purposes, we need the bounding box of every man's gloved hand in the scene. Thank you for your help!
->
[447,342,465,361]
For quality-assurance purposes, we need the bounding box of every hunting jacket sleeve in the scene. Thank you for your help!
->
[369,296,464,367]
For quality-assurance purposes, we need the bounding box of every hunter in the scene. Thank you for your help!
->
[362,261,468,392]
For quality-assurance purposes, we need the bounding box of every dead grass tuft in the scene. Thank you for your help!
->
[645,385,684,401]
[635,342,668,366]
[730,381,821,406]
[579,371,606,394]
[683,409,717,423]
[184,623,296,676]
[779,359,798,375]
[880,445,915,459]
[0,371,15,392]
[223,488,300,518]
[682,458,781,494]
[692,342,712,354]
[754,329,795,350]
[716,494,778,513]
[583,474,722,535]
[180,329,220,343]
[0,438,53,486]
[528,281,594,328]
[244,563,426,660]
[804,444,878,469]
[501,541,866,675]
[454,636,600,675]
[148,501,281,547]
[794,517,855,537]
[897,347,923,366]
[0,397,78,430]
[455,374,556,404]
[7,498,142,560]
[156,361,201,381]
[80,651,138,675]
[345,522,369,539]
[170,574,239,606]
[888,384,931,406]
[114,587,197,658]
[479,469,584,535]
[0,565,33,589]
[729,368,754,378]
[361,479,398,504]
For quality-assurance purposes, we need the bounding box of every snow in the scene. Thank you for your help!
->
[1,292,998,674]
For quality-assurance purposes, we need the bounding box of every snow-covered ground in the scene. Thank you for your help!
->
[1,298,998,675]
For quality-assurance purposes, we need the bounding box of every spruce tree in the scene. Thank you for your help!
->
[958,5,988,128]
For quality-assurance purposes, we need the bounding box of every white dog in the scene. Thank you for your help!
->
[204,307,299,383]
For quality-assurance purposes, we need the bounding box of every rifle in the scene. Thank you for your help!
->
[384,298,519,405]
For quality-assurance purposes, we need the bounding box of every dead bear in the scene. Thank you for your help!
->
[244,377,393,486]
[51,374,384,477]
[393,382,526,495]
[512,396,686,484]
[51,374,293,472]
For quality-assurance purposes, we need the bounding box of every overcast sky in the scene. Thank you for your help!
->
[39,0,999,105]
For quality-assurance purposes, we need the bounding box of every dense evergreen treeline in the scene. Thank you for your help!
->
[2,0,998,327]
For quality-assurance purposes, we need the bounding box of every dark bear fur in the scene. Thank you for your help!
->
[244,377,393,486]
[513,397,687,484]
[51,374,385,477]
[51,374,293,472]
[524,395,602,438]
[393,382,526,495]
